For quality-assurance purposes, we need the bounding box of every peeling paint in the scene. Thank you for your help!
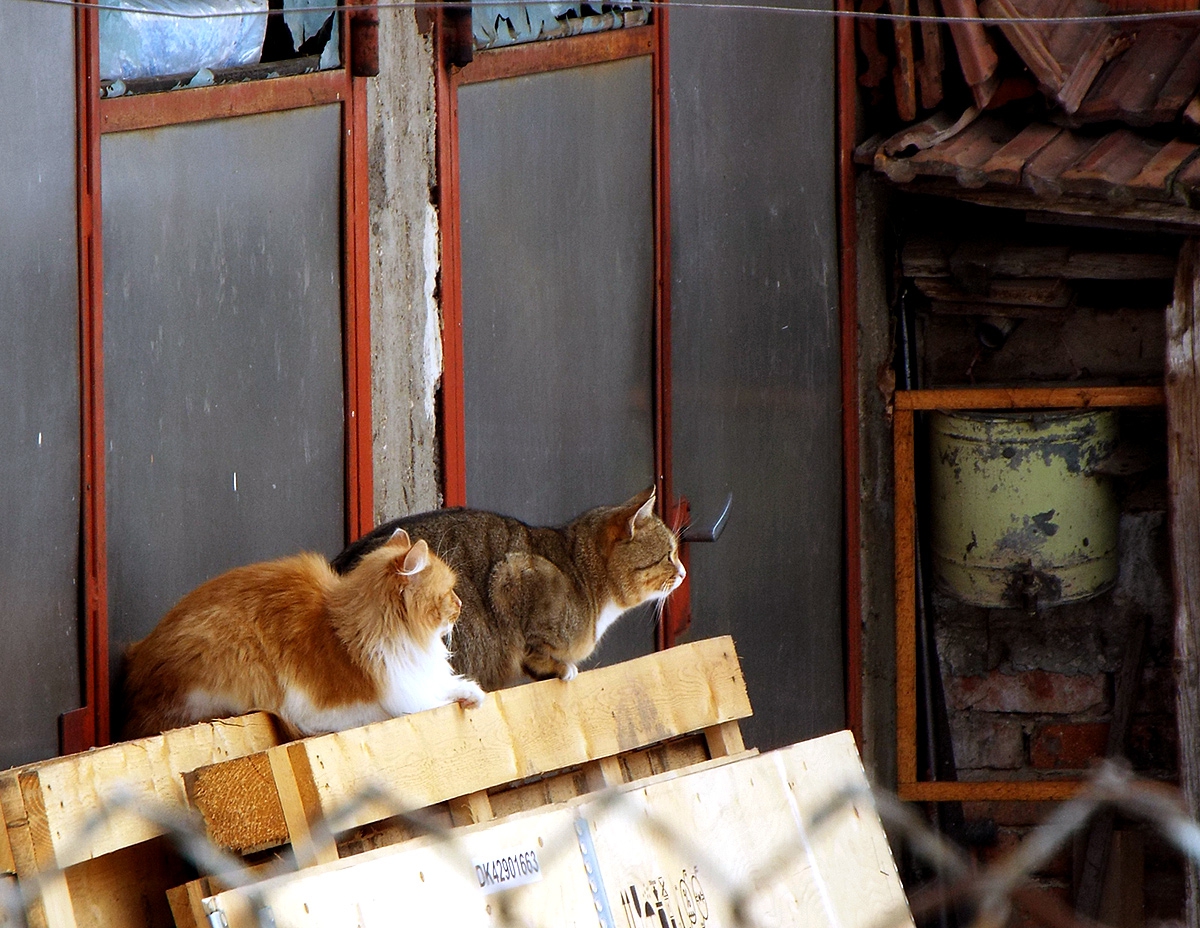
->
[930,409,1119,609]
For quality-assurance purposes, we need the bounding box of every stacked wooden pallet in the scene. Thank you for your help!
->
[0,637,754,928]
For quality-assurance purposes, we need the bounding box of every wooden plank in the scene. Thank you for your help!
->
[894,385,1165,410]
[182,754,288,854]
[166,879,212,928]
[191,638,751,851]
[447,792,495,828]
[207,734,912,928]
[64,837,192,928]
[267,744,336,868]
[703,721,746,758]
[1167,238,1200,928]
[912,276,1072,306]
[1075,615,1149,919]
[899,780,1083,801]
[23,713,279,871]
[0,775,47,928]
[0,810,12,875]
[902,240,1176,280]
[907,179,1200,232]
[18,773,76,928]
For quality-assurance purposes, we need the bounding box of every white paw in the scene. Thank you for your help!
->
[455,682,486,709]
[559,663,578,682]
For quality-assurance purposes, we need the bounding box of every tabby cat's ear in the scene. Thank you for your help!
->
[621,488,657,539]
[384,528,412,549]
[400,539,430,576]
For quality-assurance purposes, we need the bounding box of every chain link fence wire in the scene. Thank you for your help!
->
[1,758,1194,928]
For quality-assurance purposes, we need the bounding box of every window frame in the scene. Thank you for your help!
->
[66,0,374,750]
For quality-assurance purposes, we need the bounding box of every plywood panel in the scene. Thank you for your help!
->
[207,732,910,928]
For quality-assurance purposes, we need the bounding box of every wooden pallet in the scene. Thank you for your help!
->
[0,637,751,928]
[203,731,911,928]
[171,636,753,926]
[0,713,282,928]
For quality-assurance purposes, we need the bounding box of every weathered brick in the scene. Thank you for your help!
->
[945,670,1106,714]
[949,713,1026,771]
[1029,722,1108,770]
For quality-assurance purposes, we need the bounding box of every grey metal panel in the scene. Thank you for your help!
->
[102,107,345,690]
[0,0,83,768]
[668,4,843,750]
[457,57,657,665]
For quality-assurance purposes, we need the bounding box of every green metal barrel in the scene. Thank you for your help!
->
[928,409,1119,609]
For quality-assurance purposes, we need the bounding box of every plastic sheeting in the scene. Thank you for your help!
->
[473,1,647,49]
[99,0,267,80]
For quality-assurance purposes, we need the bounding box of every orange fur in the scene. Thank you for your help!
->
[121,530,484,740]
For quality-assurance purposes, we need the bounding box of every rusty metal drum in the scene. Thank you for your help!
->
[928,409,1119,609]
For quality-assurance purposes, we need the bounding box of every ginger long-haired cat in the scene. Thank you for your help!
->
[332,489,686,691]
[121,529,485,740]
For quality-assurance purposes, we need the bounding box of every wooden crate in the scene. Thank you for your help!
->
[0,713,282,928]
[203,731,911,928]
[183,637,752,869]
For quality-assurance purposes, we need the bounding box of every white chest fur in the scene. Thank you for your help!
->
[594,601,626,643]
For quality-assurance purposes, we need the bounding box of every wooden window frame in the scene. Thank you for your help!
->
[66,1,374,751]
[892,384,1165,803]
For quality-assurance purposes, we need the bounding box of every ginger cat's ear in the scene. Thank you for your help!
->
[385,528,412,549]
[400,538,430,576]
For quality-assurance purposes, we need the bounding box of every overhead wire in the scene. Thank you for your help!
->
[4,0,1200,27]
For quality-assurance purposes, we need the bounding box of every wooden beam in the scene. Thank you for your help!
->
[1167,238,1200,928]
[895,385,1165,411]
[898,780,1082,801]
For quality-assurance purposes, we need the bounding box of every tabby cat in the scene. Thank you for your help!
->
[122,529,485,740]
[331,488,685,690]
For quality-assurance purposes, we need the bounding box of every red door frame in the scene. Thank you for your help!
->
[64,8,374,752]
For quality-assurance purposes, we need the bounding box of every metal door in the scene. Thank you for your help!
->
[0,0,83,769]
[669,3,844,750]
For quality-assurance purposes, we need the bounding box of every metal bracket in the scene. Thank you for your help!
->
[574,817,616,928]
